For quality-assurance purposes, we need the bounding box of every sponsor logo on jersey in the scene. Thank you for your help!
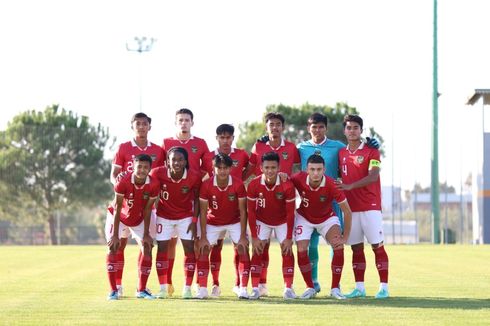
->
[275,192,284,200]
[319,195,326,202]
[282,152,289,160]
[232,159,239,167]
[129,193,134,198]
[191,145,198,153]
[162,184,167,190]
[181,186,190,194]
[228,193,236,201]
[143,192,149,200]
[356,156,364,164]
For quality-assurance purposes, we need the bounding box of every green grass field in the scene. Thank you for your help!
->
[1,244,489,325]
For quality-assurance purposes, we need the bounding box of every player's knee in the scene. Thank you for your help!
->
[371,242,384,250]
[351,243,364,251]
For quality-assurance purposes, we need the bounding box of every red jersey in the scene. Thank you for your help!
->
[150,167,202,220]
[338,143,382,212]
[112,139,165,173]
[291,172,346,224]
[162,136,209,172]
[202,148,250,180]
[249,138,300,176]
[108,173,160,227]
[199,175,246,226]
[247,175,296,226]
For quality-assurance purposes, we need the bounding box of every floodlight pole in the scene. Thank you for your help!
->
[431,0,441,244]
[126,37,156,111]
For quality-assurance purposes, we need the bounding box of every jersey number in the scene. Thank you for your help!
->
[342,164,348,176]
[212,200,218,210]
[257,198,266,208]
[160,190,169,201]
[301,197,309,208]
[127,199,134,209]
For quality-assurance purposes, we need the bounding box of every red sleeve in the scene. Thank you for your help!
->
[202,152,213,176]
[249,143,258,166]
[150,179,160,197]
[154,147,166,168]
[286,200,295,239]
[199,180,209,201]
[237,182,246,199]
[114,178,126,194]
[327,177,346,203]
[112,143,125,167]
[293,145,300,164]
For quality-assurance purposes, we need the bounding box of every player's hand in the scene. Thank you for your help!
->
[108,236,120,252]
[330,234,346,248]
[257,135,270,143]
[237,235,249,253]
[366,137,380,149]
[335,179,353,191]
[280,238,293,256]
[143,234,154,251]
[251,238,264,255]
[278,172,289,182]
[198,237,211,255]
[115,171,129,183]
[187,222,197,240]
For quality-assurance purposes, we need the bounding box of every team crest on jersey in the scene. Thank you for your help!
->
[181,186,190,194]
[228,193,236,201]
[319,195,326,202]
[151,154,157,162]
[282,152,288,160]
[356,156,365,164]
[275,192,284,200]
[232,159,239,167]
[191,145,198,153]
[143,192,149,200]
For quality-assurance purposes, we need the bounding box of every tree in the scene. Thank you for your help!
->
[412,182,456,194]
[236,102,384,153]
[0,105,113,244]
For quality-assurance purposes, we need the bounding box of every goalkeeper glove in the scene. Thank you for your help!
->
[257,135,270,143]
[366,137,380,149]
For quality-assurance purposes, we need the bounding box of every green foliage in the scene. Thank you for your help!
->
[236,102,384,155]
[0,104,113,244]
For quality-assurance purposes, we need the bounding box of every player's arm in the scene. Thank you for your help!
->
[281,198,295,256]
[198,198,210,254]
[108,193,124,251]
[338,199,352,242]
[187,189,200,240]
[110,165,122,185]
[247,196,263,255]
[337,164,380,191]
[142,196,157,250]
[237,197,249,251]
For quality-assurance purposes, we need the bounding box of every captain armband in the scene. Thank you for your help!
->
[368,159,381,170]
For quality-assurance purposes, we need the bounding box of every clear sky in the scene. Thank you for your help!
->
[1,0,489,192]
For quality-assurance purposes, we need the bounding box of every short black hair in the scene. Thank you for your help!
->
[167,146,190,170]
[264,112,285,125]
[131,112,151,124]
[261,151,280,164]
[213,153,233,167]
[306,154,325,166]
[134,153,153,167]
[343,114,364,129]
[216,124,234,135]
[307,112,328,127]
[175,108,194,121]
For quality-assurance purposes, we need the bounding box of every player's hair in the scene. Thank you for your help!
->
[307,154,325,166]
[264,112,285,125]
[175,108,194,121]
[216,124,234,135]
[131,112,151,124]
[307,112,328,126]
[213,153,233,168]
[343,114,363,129]
[261,151,280,164]
[167,146,190,170]
[134,153,153,167]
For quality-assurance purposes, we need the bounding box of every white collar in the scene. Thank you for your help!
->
[174,135,194,144]
[306,175,326,191]
[131,174,150,186]
[309,137,327,146]
[213,175,233,191]
[266,138,285,149]
[260,174,280,191]
[131,138,151,149]
[167,168,188,182]
[214,147,235,155]
[346,142,365,154]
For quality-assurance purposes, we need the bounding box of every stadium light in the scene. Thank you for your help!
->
[126,36,156,111]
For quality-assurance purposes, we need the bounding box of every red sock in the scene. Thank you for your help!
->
[197,253,210,287]
[260,242,270,284]
[116,249,124,286]
[106,253,117,291]
[238,252,250,288]
[282,254,294,288]
[210,241,223,286]
[234,247,240,287]
[184,252,196,286]
[138,254,152,291]
[373,246,389,283]
[250,253,262,288]
[352,247,366,282]
[167,258,175,285]
[156,251,168,285]
[297,250,314,288]
[331,248,344,289]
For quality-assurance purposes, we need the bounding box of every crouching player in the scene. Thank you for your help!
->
[105,154,160,300]
[291,154,352,299]
[196,153,250,299]
[247,152,296,300]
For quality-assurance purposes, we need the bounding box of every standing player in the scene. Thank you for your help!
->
[246,112,300,296]
[247,152,296,300]
[150,147,202,299]
[297,112,379,293]
[201,124,251,296]
[106,154,160,300]
[291,154,352,300]
[161,108,209,294]
[337,114,389,299]
[196,153,250,299]
[109,112,165,297]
